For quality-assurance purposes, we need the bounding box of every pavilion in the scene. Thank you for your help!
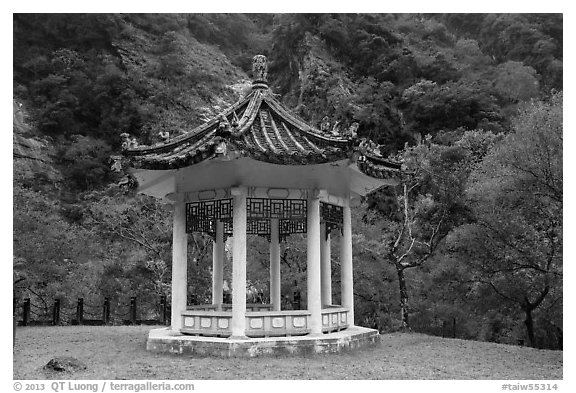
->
[119,55,401,356]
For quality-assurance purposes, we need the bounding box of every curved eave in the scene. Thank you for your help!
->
[125,148,218,170]
[123,90,256,157]
[234,144,349,166]
[357,154,402,180]
[124,146,350,171]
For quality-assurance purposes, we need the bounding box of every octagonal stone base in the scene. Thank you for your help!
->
[146,326,379,357]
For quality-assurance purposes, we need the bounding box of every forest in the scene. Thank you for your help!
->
[13,14,562,349]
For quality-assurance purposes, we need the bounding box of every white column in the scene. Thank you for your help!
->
[212,220,224,306]
[341,202,354,326]
[320,222,332,306]
[307,192,322,335]
[270,218,281,311]
[170,201,188,332]
[230,187,247,339]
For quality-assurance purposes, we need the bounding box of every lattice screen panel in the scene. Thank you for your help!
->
[247,198,307,220]
[247,219,270,235]
[186,197,309,240]
[186,199,233,238]
[280,218,307,236]
[321,202,343,236]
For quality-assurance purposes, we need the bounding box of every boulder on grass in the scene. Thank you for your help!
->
[44,357,87,373]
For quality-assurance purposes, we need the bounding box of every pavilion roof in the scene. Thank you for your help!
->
[120,56,401,180]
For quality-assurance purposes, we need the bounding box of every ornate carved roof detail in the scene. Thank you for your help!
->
[251,54,268,87]
[120,55,401,180]
[357,152,402,178]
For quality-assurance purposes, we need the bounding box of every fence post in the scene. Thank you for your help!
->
[52,299,60,325]
[223,293,231,304]
[452,317,457,338]
[130,297,137,325]
[13,297,17,344]
[22,298,30,326]
[293,291,301,310]
[160,295,167,325]
[76,298,84,325]
[103,298,110,325]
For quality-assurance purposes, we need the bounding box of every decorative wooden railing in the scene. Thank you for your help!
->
[180,305,349,337]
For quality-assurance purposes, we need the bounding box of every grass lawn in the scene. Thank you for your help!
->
[13,325,562,380]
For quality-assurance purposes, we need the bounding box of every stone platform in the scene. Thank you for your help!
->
[146,326,380,357]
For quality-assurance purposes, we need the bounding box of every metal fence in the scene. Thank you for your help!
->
[14,296,170,327]
[13,289,305,327]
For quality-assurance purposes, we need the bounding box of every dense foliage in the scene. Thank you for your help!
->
[13,14,562,349]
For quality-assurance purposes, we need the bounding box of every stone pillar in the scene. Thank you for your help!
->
[341,203,354,326]
[270,218,281,311]
[230,187,247,339]
[212,220,224,306]
[170,201,188,332]
[307,192,322,335]
[320,222,332,306]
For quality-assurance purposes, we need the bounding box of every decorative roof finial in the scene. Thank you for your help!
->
[252,55,268,89]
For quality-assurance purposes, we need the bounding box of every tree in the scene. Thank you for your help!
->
[347,77,409,154]
[453,93,562,347]
[13,183,98,310]
[355,133,495,329]
[400,79,504,137]
[493,61,540,103]
[84,191,173,264]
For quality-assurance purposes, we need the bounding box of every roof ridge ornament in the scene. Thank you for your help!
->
[120,132,139,150]
[252,55,268,90]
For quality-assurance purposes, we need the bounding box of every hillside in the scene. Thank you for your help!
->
[13,14,562,351]
[13,326,562,379]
